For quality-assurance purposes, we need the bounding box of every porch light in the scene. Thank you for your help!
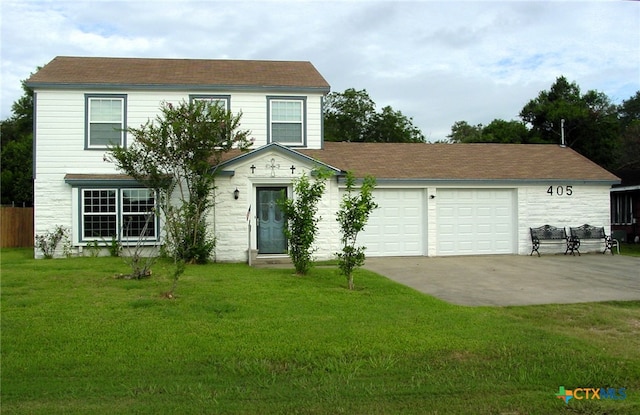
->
[234,188,240,200]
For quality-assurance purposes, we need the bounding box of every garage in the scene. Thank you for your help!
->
[356,188,424,256]
[437,189,516,256]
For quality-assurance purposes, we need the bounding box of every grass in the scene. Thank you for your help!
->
[619,242,640,257]
[1,248,639,414]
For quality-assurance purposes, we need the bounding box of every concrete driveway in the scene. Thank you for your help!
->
[363,254,640,306]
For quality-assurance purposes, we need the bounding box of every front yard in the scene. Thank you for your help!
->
[1,248,639,414]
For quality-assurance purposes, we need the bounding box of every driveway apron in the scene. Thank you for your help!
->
[363,254,640,306]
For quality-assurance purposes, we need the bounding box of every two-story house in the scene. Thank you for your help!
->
[28,56,619,260]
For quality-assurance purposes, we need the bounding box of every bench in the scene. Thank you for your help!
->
[530,225,574,256]
[569,224,619,255]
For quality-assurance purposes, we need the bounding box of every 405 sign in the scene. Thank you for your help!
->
[547,185,573,196]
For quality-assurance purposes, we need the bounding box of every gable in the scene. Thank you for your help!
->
[215,143,342,177]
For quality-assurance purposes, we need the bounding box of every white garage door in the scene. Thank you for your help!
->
[356,189,424,256]
[437,189,515,256]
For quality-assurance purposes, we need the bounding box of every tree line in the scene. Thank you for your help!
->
[446,76,640,171]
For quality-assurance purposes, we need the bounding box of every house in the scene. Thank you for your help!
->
[611,170,640,243]
[27,56,620,260]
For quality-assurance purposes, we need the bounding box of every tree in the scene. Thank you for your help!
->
[447,77,625,170]
[324,88,375,142]
[1,134,33,205]
[446,121,483,143]
[616,92,640,170]
[365,106,425,143]
[520,76,620,168]
[336,172,377,290]
[617,122,640,170]
[619,91,640,128]
[1,76,35,206]
[324,88,425,143]
[108,100,252,268]
[447,119,530,144]
[278,170,332,275]
[481,119,529,144]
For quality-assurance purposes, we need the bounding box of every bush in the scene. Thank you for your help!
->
[336,172,377,289]
[35,225,70,259]
[278,171,332,275]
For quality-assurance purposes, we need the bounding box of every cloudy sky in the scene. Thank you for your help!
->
[1,0,638,141]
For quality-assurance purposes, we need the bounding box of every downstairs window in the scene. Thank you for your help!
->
[81,188,157,242]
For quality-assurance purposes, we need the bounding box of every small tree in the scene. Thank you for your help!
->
[117,211,157,279]
[278,170,332,275]
[108,100,252,294]
[336,172,377,290]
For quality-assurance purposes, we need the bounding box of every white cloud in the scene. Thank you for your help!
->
[1,0,638,142]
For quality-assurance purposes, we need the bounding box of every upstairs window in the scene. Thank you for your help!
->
[86,95,126,149]
[190,95,230,111]
[268,97,306,146]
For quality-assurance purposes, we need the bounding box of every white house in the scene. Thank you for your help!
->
[27,56,620,260]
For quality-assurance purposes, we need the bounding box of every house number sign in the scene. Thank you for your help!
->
[547,185,573,196]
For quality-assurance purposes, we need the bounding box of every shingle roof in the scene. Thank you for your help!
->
[296,142,619,182]
[26,56,330,91]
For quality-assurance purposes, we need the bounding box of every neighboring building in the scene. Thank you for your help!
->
[27,56,620,260]
[611,170,640,243]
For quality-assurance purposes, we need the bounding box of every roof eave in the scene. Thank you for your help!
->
[25,82,331,94]
[344,177,621,186]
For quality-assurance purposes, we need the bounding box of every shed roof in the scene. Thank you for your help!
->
[292,142,619,182]
[26,56,330,91]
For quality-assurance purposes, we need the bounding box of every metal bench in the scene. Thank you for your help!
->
[530,225,574,256]
[569,224,619,255]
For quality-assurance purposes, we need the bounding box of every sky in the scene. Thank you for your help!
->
[1,0,638,142]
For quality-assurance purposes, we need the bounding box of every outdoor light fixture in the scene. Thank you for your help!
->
[430,195,436,199]
[234,188,240,200]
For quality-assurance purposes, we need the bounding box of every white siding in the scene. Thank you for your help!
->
[33,87,325,258]
[517,184,612,255]
[212,149,340,262]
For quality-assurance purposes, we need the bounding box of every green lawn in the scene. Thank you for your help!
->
[1,248,639,414]
[619,242,640,257]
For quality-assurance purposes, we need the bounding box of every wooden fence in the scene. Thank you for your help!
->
[1,207,34,248]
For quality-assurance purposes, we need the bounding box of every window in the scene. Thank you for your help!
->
[268,97,305,145]
[190,95,230,111]
[611,193,633,225]
[81,188,156,242]
[122,189,156,239]
[86,95,126,148]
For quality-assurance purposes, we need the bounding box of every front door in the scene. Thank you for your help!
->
[257,187,287,254]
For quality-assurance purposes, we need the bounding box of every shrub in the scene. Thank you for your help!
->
[35,225,70,259]
[278,170,332,275]
[336,172,377,289]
